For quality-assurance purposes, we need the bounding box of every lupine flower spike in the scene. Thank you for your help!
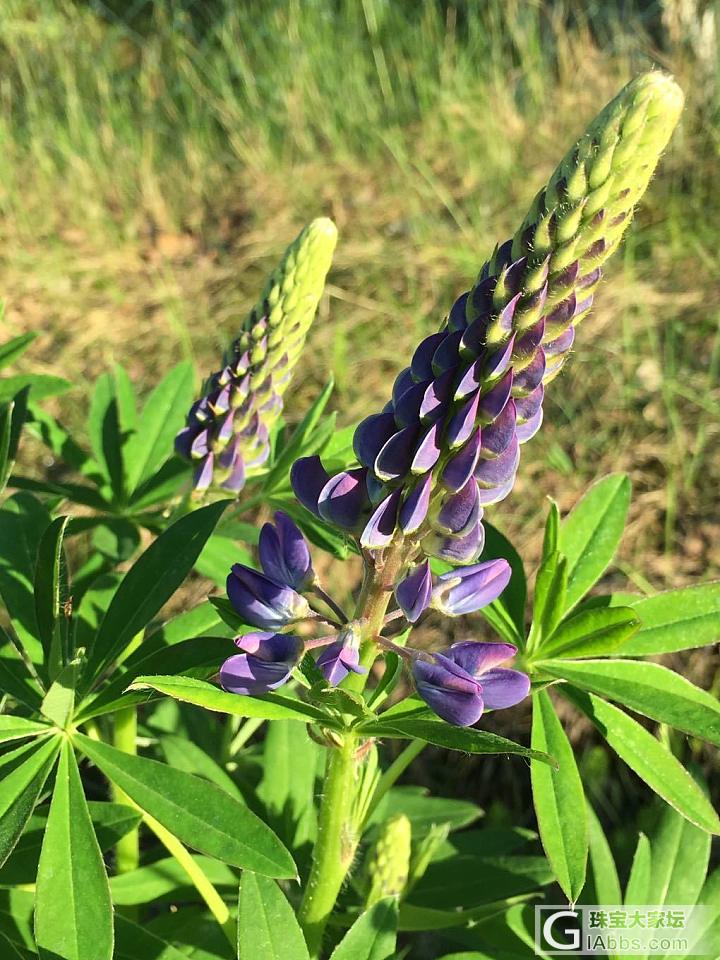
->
[292,73,683,565]
[176,218,337,494]
[218,74,682,731]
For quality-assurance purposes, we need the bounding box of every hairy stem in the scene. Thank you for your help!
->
[298,539,408,956]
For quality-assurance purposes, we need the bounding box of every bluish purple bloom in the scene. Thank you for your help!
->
[431,558,511,616]
[226,564,310,630]
[316,626,366,686]
[394,561,433,623]
[220,632,304,695]
[258,511,315,591]
[412,641,529,726]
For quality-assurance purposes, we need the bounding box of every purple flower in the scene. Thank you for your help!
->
[394,561,433,623]
[315,626,366,686]
[258,511,315,591]
[226,564,311,630]
[220,632,304,695]
[431,558,511,616]
[412,641,529,726]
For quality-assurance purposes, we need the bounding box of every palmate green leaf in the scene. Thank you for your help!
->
[359,716,556,766]
[541,659,720,746]
[75,636,232,722]
[366,787,481,840]
[34,739,113,960]
[40,657,81,728]
[561,687,720,834]
[109,855,236,906]
[478,523,527,645]
[150,600,231,646]
[584,805,621,906]
[405,854,551,910]
[87,371,126,501]
[237,872,309,960]
[0,736,60,868]
[0,333,36,370]
[10,474,110,511]
[0,716,51,744]
[2,802,142,887]
[124,361,194,493]
[84,500,230,682]
[195,535,252,587]
[75,734,296,877]
[650,798,711,908]
[160,734,243,800]
[115,915,189,960]
[0,640,42,710]
[258,720,320,852]
[685,868,720,958]
[0,888,36,955]
[530,690,587,902]
[398,894,532,932]
[559,473,631,612]
[530,552,568,648]
[128,457,191,511]
[0,492,52,666]
[0,374,72,403]
[130,675,333,725]
[538,606,640,659]
[624,833,652,905]
[330,898,398,960]
[615,582,720,655]
[34,515,70,672]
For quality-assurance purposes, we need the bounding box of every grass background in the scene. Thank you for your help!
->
[0,0,718,881]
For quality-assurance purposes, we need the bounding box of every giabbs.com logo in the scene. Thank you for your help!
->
[534,905,710,956]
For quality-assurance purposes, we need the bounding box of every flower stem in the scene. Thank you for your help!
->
[297,733,358,957]
[298,539,409,956]
[112,707,140,876]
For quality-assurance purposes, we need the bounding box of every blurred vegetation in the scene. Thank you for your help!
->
[0,0,718,583]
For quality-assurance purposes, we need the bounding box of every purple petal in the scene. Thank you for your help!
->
[446,391,480,449]
[420,370,454,422]
[395,560,433,623]
[411,332,447,381]
[482,334,516,379]
[375,426,419,482]
[411,423,441,474]
[316,639,366,686]
[431,480,481,536]
[515,407,543,443]
[447,291,470,332]
[476,472,517,505]
[445,640,517,677]
[480,667,531,710]
[513,319,545,360]
[393,381,428,428]
[441,428,481,492]
[354,412,397,467]
[431,330,462,376]
[478,370,513,423]
[220,453,247,493]
[454,357,482,401]
[423,519,485,565]
[220,653,294,695]
[475,436,520,489]
[512,349,546,397]
[318,468,371,530]
[544,325,575,357]
[258,512,313,591]
[193,453,214,492]
[514,384,544,424]
[479,401,516,458]
[399,473,433,534]
[433,561,512,617]
[360,487,401,548]
[413,655,484,726]
[392,367,416,405]
[291,456,331,517]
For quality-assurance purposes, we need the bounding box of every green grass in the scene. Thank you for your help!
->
[0,0,719,585]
